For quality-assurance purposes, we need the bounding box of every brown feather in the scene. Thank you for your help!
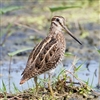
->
[20,16,66,84]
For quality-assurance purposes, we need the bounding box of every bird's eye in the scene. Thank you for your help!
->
[56,18,59,22]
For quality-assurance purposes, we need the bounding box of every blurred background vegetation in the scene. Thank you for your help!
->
[0,0,99,61]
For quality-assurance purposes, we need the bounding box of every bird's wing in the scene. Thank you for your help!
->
[20,35,64,84]
[21,43,39,75]
[21,35,53,75]
[35,41,62,74]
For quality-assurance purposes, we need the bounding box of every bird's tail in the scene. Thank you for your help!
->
[20,78,28,84]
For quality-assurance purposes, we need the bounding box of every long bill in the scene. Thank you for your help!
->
[64,26,82,45]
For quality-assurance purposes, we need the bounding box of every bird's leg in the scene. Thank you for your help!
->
[44,73,47,87]
[48,72,54,96]
[34,76,38,95]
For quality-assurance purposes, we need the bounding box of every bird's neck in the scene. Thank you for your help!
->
[49,26,65,44]
[49,26,62,35]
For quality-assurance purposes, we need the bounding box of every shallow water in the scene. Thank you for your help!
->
[0,58,100,93]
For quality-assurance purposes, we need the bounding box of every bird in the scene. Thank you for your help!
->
[20,16,82,95]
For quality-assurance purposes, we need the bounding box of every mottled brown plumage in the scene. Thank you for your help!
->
[20,16,81,84]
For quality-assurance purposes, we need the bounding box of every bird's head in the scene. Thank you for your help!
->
[51,16,82,45]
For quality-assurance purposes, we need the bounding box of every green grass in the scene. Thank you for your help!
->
[0,80,7,93]
[0,6,23,15]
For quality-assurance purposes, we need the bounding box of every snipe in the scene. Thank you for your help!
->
[20,16,82,95]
